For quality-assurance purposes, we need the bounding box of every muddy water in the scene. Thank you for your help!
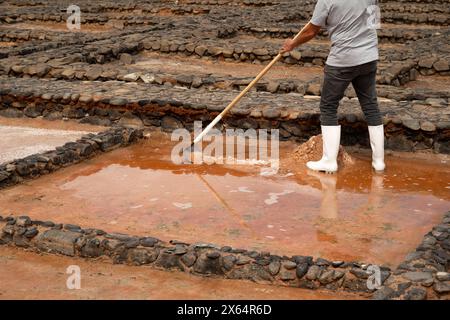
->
[0,133,448,268]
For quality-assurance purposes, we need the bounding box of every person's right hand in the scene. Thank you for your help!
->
[280,38,296,53]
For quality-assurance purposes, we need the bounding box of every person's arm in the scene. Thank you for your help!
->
[280,22,321,53]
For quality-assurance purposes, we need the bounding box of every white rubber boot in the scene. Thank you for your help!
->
[307,125,341,173]
[368,124,386,172]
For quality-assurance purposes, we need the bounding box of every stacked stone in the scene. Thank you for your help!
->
[0,127,144,189]
[0,76,448,153]
[0,33,425,84]
[0,214,392,294]
[374,212,450,300]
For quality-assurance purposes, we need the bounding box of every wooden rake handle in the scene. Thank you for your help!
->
[193,23,310,145]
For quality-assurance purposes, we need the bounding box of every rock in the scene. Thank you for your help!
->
[305,265,321,281]
[161,116,183,131]
[268,260,281,276]
[64,224,82,232]
[24,227,38,238]
[283,261,297,270]
[315,258,331,266]
[120,53,134,64]
[174,245,188,255]
[27,64,50,77]
[117,112,143,128]
[140,237,158,247]
[81,239,102,257]
[44,111,63,121]
[206,251,221,259]
[426,98,447,107]
[123,73,140,82]
[266,81,279,93]
[125,238,140,248]
[418,57,437,69]
[436,272,450,281]
[420,121,436,132]
[296,263,309,279]
[433,281,450,294]
[16,216,31,227]
[350,268,369,279]
[0,108,23,118]
[109,98,128,106]
[236,256,252,265]
[222,255,237,271]
[194,45,207,56]
[36,229,81,256]
[290,51,301,60]
[332,261,345,268]
[280,270,296,281]
[155,251,183,270]
[128,248,159,265]
[433,59,449,72]
[262,108,281,119]
[208,46,223,56]
[85,66,103,81]
[402,271,433,282]
[253,48,269,56]
[306,83,321,95]
[193,253,223,275]
[402,119,420,131]
[181,252,197,267]
[318,270,335,284]
[404,287,427,300]
[61,68,75,79]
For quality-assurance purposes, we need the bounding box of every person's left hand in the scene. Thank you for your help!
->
[280,39,296,53]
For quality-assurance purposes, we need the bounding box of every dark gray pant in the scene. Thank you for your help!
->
[320,60,382,126]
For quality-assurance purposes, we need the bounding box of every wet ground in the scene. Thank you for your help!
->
[0,117,104,164]
[0,129,448,268]
[0,246,361,300]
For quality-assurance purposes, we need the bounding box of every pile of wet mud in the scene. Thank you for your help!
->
[293,135,355,167]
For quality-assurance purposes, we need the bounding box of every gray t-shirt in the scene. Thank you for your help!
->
[311,0,379,67]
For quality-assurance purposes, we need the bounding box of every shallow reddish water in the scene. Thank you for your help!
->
[0,133,448,268]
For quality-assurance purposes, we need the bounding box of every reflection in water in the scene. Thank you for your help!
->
[308,171,339,220]
[309,171,387,252]
[0,137,448,267]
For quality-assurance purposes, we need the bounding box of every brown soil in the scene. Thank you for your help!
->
[135,52,323,80]
[2,22,113,33]
[0,41,17,47]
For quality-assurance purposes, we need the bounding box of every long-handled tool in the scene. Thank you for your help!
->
[185,24,310,156]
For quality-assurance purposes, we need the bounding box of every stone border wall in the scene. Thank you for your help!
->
[0,212,450,300]
[0,214,391,296]
[0,77,448,154]
[0,211,448,299]
[0,126,144,190]
[374,212,450,300]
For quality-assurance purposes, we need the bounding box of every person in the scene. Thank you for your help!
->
[281,0,385,173]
